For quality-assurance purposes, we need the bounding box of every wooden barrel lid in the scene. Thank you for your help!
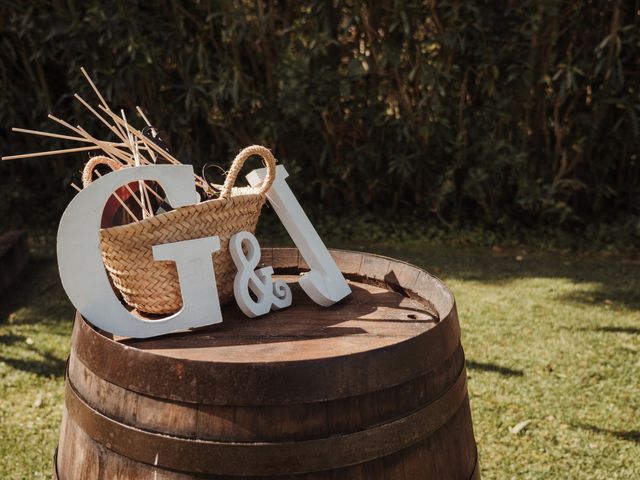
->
[72,248,461,405]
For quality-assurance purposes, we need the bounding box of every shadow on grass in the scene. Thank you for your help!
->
[368,243,640,311]
[578,424,640,445]
[0,258,73,327]
[0,350,66,378]
[466,360,524,377]
[0,332,26,345]
[593,326,640,334]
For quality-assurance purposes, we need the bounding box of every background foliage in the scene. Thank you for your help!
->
[1,1,639,237]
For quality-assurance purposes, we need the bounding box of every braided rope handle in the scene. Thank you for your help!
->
[82,156,123,188]
[220,145,277,199]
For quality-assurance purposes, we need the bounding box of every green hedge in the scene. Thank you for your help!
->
[1,1,639,231]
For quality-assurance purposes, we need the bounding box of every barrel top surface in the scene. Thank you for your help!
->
[74,248,460,404]
[115,276,437,363]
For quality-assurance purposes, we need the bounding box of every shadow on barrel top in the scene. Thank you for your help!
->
[119,279,439,351]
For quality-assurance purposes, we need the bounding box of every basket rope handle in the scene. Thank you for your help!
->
[220,145,277,199]
[82,156,123,188]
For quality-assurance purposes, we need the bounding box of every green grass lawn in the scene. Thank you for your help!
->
[1,234,638,479]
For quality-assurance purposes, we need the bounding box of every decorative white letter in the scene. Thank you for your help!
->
[230,231,292,318]
[152,236,223,327]
[57,165,223,338]
[246,165,351,306]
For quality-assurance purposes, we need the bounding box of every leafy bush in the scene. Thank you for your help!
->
[0,1,638,234]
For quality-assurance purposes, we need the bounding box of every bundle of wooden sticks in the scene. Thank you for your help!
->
[2,68,211,224]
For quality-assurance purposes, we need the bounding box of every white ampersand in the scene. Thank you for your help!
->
[229,231,292,318]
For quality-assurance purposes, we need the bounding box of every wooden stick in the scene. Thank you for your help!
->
[142,183,165,204]
[93,156,152,218]
[119,110,134,154]
[104,108,200,181]
[82,135,170,208]
[49,113,100,140]
[120,110,149,219]
[111,112,129,143]
[80,67,109,111]
[94,171,139,223]
[48,115,137,166]
[74,126,137,166]
[104,143,166,205]
[108,144,169,205]
[45,114,163,213]
[135,107,157,162]
[105,150,166,205]
[47,115,134,169]
[96,141,133,165]
[86,151,153,218]
[142,183,153,216]
[94,143,133,167]
[100,106,181,164]
[99,105,208,189]
[138,138,157,163]
[92,112,153,166]
[73,94,129,144]
[96,141,177,207]
[136,106,152,127]
[18,111,154,217]
[141,184,152,218]
[75,172,139,224]
[113,178,151,218]
[96,151,154,218]
[79,68,129,141]
[2,145,102,161]
[12,127,121,145]
[67,124,153,218]
[121,110,136,153]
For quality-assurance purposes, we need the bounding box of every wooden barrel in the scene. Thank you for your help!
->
[55,248,479,479]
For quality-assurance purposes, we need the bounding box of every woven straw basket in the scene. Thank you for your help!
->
[83,145,276,315]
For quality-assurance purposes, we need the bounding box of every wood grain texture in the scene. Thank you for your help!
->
[61,369,468,475]
[56,249,479,479]
[71,276,455,405]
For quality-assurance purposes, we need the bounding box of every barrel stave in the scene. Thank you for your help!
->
[67,344,464,443]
